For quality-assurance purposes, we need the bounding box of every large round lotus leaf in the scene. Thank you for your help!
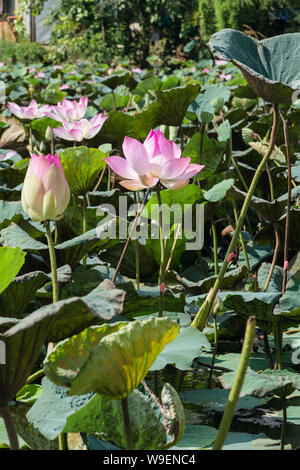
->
[58,146,107,196]
[209,29,300,104]
[68,317,179,398]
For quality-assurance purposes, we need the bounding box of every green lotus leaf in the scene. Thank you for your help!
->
[220,368,300,398]
[0,246,26,295]
[67,317,179,398]
[0,285,125,405]
[44,323,128,387]
[209,29,300,104]
[58,146,107,196]
[135,84,200,138]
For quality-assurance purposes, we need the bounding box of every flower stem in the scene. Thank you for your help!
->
[232,200,250,271]
[45,221,59,303]
[211,222,219,276]
[192,104,279,331]
[0,404,19,450]
[280,394,287,450]
[121,397,133,450]
[82,194,88,268]
[263,223,280,292]
[112,190,150,284]
[207,314,218,389]
[156,183,167,317]
[212,316,256,450]
[45,221,67,450]
[279,111,291,297]
[134,192,140,290]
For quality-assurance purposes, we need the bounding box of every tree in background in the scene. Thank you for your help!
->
[198,0,299,46]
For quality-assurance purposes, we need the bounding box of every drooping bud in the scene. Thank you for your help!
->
[21,154,70,222]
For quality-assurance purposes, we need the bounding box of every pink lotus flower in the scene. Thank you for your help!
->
[220,73,232,81]
[52,113,108,141]
[0,62,4,68]
[46,97,88,122]
[132,68,142,74]
[7,100,52,120]
[202,68,210,73]
[35,71,45,79]
[28,67,36,74]
[60,84,69,91]
[21,154,70,222]
[53,65,62,70]
[215,59,227,66]
[105,129,204,190]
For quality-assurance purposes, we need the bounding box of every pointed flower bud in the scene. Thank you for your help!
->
[21,154,70,222]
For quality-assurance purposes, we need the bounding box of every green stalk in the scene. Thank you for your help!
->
[273,317,282,371]
[45,220,68,450]
[0,405,19,450]
[134,192,140,290]
[228,132,249,193]
[156,183,167,317]
[192,104,279,331]
[207,315,218,389]
[280,394,287,451]
[58,433,68,451]
[82,194,88,268]
[212,316,256,450]
[45,221,59,303]
[232,200,250,271]
[121,397,133,450]
[211,222,219,276]
[263,223,280,292]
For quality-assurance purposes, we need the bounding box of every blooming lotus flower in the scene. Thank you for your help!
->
[60,84,69,91]
[21,154,70,222]
[52,113,108,141]
[215,59,227,66]
[46,97,88,122]
[0,62,4,68]
[105,129,204,190]
[35,71,45,79]
[7,100,51,120]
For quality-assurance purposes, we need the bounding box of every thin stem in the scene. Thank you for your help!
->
[58,433,68,451]
[112,190,150,284]
[121,398,133,450]
[82,194,88,268]
[107,166,111,191]
[112,90,117,112]
[0,404,19,450]
[165,224,181,272]
[280,394,287,451]
[280,111,291,296]
[192,104,279,331]
[266,163,274,202]
[232,200,250,271]
[134,192,140,290]
[213,316,256,450]
[156,184,167,317]
[93,166,106,192]
[207,315,218,389]
[211,222,219,276]
[45,221,59,303]
[273,317,282,371]
[263,223,280,292]
[263,331,273,370]
[228,133,249,193]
